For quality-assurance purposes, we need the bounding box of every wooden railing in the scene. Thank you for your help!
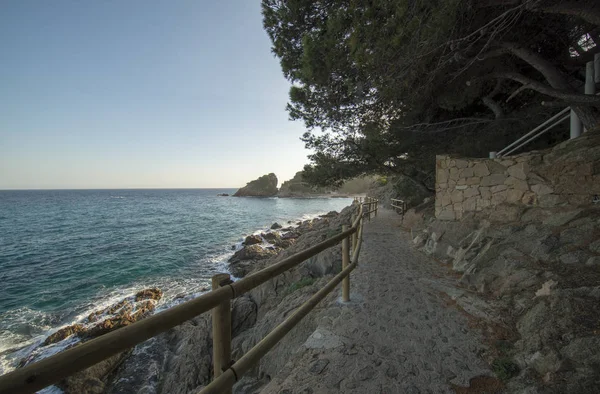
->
[0,199,378,394]
[391,198,407,216]
[353,196,378,220]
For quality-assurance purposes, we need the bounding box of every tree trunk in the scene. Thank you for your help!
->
[499,42,600,129]
[482,97,504,119]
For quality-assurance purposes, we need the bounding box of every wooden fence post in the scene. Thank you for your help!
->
[211,273,232,393]
[375,199,378,217]
[342,225,350,302]
[351,217,358,254]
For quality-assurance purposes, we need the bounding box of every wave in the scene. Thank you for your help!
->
[0,204,348,381]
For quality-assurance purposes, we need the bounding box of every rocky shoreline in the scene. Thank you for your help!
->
[16,204,357,393]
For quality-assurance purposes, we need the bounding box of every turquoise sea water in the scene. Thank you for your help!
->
[0,189,351,374]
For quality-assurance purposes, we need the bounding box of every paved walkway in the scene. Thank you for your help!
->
[261,209,493,394]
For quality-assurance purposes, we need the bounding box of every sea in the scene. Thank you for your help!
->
[0,189,352,376]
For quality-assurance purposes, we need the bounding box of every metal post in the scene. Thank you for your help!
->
[570,109,582,139]
[489,151,497,159]
[211,273,232,392]
[595,53,600,84]
[341,225,350,302]
[584,60,596,133]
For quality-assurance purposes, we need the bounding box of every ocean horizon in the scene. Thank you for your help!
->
[0,189,352,375]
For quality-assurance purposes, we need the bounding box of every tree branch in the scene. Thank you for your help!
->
[532,0,600,26]
[500,42,573,90]
[469,71,600,105]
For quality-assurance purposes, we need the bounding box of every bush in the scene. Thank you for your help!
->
[492,358,520,381]
[283,277,316,296]
[377,176,388,186]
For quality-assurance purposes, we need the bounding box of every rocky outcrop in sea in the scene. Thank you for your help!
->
[233,173,278,197]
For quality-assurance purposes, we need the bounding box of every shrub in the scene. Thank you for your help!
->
[492,358,520,381]
[283,277,316,296]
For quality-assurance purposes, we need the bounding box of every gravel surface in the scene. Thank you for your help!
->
[260,209,493,393]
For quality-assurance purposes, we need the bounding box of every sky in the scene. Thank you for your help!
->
[0,1,310,189]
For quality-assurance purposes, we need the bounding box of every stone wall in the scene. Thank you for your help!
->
[435,131,600,221]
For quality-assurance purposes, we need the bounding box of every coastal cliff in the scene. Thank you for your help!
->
[233,173,278,197]
[98,204,359,393]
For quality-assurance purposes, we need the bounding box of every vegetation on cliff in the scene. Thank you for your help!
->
[262,0,600,190]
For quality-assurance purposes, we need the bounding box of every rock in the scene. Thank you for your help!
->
[309,359,329,375]
[60,352,130,394]
[559,251,588,264]
[504,176,529,191]
[270,222,283,230]
[481,174,507,186]
[531,184,553,196]
[473,163,490,177]
[261,232,281,243]
[535,280,557,297]
[438,209,456,221]
[508,162,529,180]
[216,193,229,196]
[585,256,600,265]
[233,173,278,197]
[488,205,522,222]
[274,238,296,249]
[529,349,562,376]
[538,194,563,208]
[43,324,86,346]
[135,288,163,302]
[561,337,600,367]
[506,189,525,203]
[232,296,258,336]
[243,234,262,246]
[560,224,595,246]
[487,161,507,174]
[281,231,301,240]
[229,244,279,263]
[85,300,156,338]
[278,171,329,197]
[589,239,600,254]
[542,209,581,227]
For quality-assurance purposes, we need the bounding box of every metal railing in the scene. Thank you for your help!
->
[391,198,407,216]
[0,199,378,394]
[494,54,599,158]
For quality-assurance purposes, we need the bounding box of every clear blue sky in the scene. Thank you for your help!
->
[0,1,310,189]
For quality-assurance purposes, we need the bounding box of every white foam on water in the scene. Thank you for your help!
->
[0,206,348,378]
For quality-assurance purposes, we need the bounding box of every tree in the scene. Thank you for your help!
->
[262,0,600,188]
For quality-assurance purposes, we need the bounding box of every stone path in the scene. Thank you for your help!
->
[260,209,493,394]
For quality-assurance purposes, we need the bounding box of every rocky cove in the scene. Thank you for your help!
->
[17,205,357,393]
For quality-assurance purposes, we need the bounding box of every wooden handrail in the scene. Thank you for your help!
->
[0,202,372,394]
[391,198,407,216]
[200,216,366,394]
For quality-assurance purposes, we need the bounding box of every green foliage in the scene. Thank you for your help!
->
[262,0,598,188]
[376,176,388,186]
[283,277,317,296]
[492,358,520,381]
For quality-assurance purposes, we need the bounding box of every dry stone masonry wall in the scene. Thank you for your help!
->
[435,132,600,221]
